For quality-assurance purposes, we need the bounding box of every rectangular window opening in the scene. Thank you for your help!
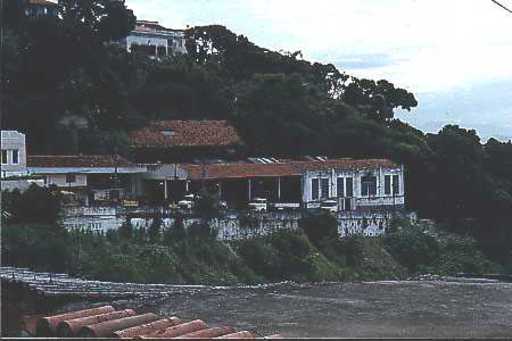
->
[346,177,353,197]
[361,176,377,196]
[393,175,400,195]
[385,175,391,195]
[11,150,19,165]
[66,174,76,184]
[1,150,7,165]
[337,177,345,198]
[312,178,319,201]
[320,178,329,199]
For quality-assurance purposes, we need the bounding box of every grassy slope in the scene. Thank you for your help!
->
[2,221,503,285]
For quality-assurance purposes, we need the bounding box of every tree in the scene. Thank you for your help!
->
[5,185,61,225]
[342,78,418,122]
[59,0,135,43]
[148,214,162,242]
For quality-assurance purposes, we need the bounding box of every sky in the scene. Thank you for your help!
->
[125,0,512,141]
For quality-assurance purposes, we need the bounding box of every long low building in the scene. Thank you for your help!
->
[142,157,405,211]
[28,155,147,206]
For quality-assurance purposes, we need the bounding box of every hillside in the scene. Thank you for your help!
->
[2,0,512,269]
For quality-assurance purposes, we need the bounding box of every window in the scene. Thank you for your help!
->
[393,175,400,195]
[1,150,7,165]
[11,150,19,164]
[311,178,319,200]
[66,174,76,183]
[346,177,353,197]
[337,177,345,197]
[361,176,377,196]
[320,178,329,199]
[385,175,391,195]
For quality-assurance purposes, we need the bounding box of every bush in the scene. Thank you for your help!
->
[118,217,133,240]
[2,224,72,272]
[2,185,61,224]
[299,213,339,246]
[384,226,440,272]
[187,222,218,240]
[148,214,162,242]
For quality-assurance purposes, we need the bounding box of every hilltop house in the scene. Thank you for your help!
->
[120,20,187,58]
[21,0,58,17]
[27,155,147,206]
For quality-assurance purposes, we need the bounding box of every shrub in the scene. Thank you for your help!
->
[148,214,162,242]
[299,213,339,246]
[384,226,440,272]
[118,217,133,240]
[2,185,61,224]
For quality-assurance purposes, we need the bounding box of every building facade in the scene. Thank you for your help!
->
[301,159,405,211]
[27,155,147,206]
[121,20,187,58]
[23,0,58,17]
[1,130,28,178]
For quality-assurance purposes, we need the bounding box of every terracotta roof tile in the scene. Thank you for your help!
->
[129,120,242,149]
[181,158,399,180]
[28,155,136,168]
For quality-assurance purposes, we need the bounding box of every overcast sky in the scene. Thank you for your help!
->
[126,0,512,141]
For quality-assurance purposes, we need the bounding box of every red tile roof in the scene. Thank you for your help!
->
[129,120,242,149]
[181,158,399,180]
[27,155,136,168]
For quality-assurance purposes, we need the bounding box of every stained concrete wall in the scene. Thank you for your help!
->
[60,209,403,240]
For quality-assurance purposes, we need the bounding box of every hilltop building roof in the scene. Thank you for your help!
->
[179,158,399,180]
[129,120,242,149]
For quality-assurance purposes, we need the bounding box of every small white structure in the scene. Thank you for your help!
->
[1,130,28,178]
[121,20,187,58]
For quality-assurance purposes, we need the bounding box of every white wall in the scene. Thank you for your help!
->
[302,166,406,209]
[1,130,27,177]
[44,174,87,188]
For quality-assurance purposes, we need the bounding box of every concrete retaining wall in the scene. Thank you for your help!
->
[60,209,404,240]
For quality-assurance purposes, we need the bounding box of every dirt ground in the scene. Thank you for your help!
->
[153,280,512,338]
[5,279,512,338]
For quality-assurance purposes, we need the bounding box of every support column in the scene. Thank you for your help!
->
[248,179,252,201]
[185,180,190,193]
[277,177,281,202]
[164,179,168,201]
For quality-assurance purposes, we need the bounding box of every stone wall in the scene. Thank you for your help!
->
[60,208,406,240]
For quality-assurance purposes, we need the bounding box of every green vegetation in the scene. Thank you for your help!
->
[2,217,501,284]
[2,1,512,279]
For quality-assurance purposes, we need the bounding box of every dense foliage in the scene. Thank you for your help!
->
[2,0,512,265]
[1,185,61,225]
[2,219,500,284]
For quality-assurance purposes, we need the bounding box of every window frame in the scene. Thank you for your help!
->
[337,177,345,198]
[392,174,400,195]
[311,178,319,201]
[346,177,354,197]
[361,175,377,196]
[320,178,330,199]
[1,150,7,165]
[66,174,77,184]
[384,175,391,195]
[11,150,19,165]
